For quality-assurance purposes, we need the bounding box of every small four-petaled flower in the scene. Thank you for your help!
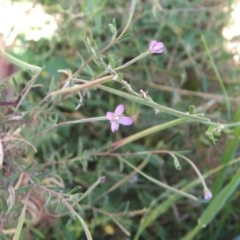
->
[149,40,164,54]
[106,104,133,132]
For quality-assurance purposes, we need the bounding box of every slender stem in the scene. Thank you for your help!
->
[39,75,113,106]
[114,51,150,71]
[98,84,210,123]
[76,176,106,203]
[174,153,207,189]
[0,49,41,73]
[119,156,198,201]
[46,116,107,132]
[16,71,41,109]
[57,116,106,126]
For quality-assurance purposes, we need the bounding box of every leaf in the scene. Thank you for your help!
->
[116,73,123,81]
[116,33,132,43]
[108,54,115,69]
[108,18,117,38]
[0,83,8,90]
[7,186,15,213]
[15,186,31,195]
[30,227,45,239]
[67,186,82,195]
[43,192,52,208]
[33,171,50,180]
[215,106,240,193]
[12,77,19,93]
[1,196,8,213]
[6,173,21,187]
[31,176,40,186]
[24,163,34,172]
[55,197,64,214]
[48,77,56,94]
[13,203,26,240]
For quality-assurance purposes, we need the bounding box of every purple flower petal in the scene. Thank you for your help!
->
[106,104,133,132]
[106,112,114,120]
[204,190,212,201]
[118,116,133,125]
[149,40,164,54]
[150,40,157,46]
[111,121,119,132]
[114,104,124,114]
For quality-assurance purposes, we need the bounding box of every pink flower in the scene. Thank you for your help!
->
[204,188,212,201]
[106,104,133,132]
[149,40,164,54]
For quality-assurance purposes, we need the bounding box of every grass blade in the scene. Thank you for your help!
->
[12,204,26,240]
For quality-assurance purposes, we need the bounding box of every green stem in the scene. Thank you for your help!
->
[1,50,41,73]
[45,116,107,132]
[114,51,150,71]
[98,84,210,123]
[119,156,198,201]
[174,153,207,190]
[76,176,106,203]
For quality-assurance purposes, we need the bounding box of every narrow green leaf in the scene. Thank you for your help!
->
[13,203,26,240]
[1,196,8,213]
[67,186,82,195]
[30,227,45,239]
[77,177,105,203]
[117,73,123,81]
[55,197,64,214]
[0,91,7,101]
[214,106,240,193]
[12,77,19,93]
[112,118,187,149]
[116,33,132,43]
[33,171,50,180]
[48,77,56,94]
[43,192,52,208]
[7,186,15,213]
[24,163,34,172]
[0,83,8,90]
[108,54,115,69]
[108,18,117,38]
[15,186,31,195]
[31,176,40,185]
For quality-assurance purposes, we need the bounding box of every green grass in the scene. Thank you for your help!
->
[0,0,240,239]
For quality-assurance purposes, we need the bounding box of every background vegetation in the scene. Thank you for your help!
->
[0,0,240,239]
